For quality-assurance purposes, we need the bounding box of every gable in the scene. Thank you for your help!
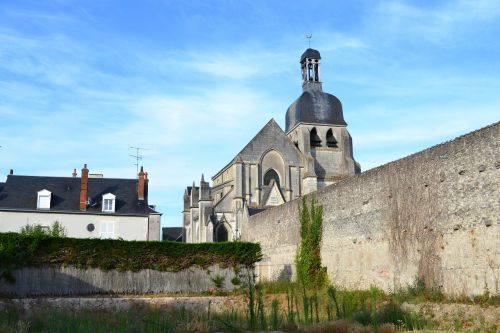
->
[238,119,303,165]
[262,180,285,207]
[213,119,304,179]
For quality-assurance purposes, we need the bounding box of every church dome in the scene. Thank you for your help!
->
[285,90,346,132]
[300,48,321,61]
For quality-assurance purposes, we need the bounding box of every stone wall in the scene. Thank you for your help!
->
[0,265,245,297]
[243,122,499,296]
[0,296,242,314]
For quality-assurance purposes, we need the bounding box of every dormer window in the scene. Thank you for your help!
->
[37,189,51,210]
[102,193,116,213]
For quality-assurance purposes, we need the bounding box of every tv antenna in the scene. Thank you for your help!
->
[306,34,312,48]
[129,146,149,178]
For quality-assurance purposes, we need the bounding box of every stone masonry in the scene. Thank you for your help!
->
[243,121,500,296]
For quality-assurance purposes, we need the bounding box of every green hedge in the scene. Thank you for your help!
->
[0,233,262,272]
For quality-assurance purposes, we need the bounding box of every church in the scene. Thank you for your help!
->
[183,48,360,243]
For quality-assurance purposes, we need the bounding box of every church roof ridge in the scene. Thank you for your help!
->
[211,119,286,180]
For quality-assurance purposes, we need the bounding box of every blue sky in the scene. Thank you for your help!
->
[1,0,499,229]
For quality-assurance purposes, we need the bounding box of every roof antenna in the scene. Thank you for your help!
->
[306,34,312,48]
[129,146,149,178]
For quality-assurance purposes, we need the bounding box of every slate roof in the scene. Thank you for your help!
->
[0,175,158,216]
[162,227,183,241]
[300,48,321,62]
[186,186,198,196]
[212,119,303,179]
[248,207,266,216]
[285,90,347,132]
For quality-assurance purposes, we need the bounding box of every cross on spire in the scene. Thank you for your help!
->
[305,34,312,48]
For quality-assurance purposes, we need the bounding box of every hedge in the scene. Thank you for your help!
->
[0,233,262,272]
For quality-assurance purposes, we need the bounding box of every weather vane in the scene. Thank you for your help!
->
[306,34,312,48]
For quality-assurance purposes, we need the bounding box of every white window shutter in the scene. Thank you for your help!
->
[100,221,115,239]
[108,221,115,238]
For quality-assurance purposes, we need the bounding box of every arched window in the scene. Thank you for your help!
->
[215,223,228,242]
[264,169,280,187]
[310,128,322,147]
[326,129,338,148]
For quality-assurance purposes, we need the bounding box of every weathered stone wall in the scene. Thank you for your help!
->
[0,265,246,297]
[0,296,243,313]
[243,122,499,296]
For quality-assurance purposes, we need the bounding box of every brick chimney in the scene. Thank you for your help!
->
[79,164,89,211]
[144,171,149,200]
[138,166,145,201]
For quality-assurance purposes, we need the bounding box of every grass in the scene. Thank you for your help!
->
[1,272,497,332]
[0,306,237,333]
[0,302,421,333]
[2,279,498,332]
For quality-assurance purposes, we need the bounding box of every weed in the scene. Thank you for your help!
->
[231,275,241,286]
[211,275,224,289]
[270,299,281,330]
[296,198,328,289]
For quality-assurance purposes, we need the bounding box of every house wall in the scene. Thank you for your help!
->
[0,211,149,241]
[243,122,500,296]
[148,214,161,241]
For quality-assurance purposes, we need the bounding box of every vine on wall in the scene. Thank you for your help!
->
[295,197,328,288]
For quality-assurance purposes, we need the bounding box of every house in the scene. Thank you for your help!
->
[0,164,161,240]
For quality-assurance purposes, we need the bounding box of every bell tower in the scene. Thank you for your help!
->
[301,48,322,92]
[286,48,360,191]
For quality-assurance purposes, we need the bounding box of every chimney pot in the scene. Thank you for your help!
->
[9,169,13,175]
[72,168,77,177]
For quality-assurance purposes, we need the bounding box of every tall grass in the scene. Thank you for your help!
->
[0,281,433,332]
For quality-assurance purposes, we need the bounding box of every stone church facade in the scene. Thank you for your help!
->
[183,48,360,243]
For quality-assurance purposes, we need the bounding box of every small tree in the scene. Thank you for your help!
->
[295,197,328,289]
[20,221,66,237]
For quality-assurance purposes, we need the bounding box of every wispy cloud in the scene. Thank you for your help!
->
[0,1,499,228]
[373,0,500,44]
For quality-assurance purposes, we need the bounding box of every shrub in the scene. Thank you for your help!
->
[0,232,262,272]
[20,221,66,237]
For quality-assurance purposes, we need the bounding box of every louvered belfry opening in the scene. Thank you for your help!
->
[310,128,322,147]
[326,129,338,148]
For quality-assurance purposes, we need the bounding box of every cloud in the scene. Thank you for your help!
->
[373,0,500,44]
[352,103,499,150]
[1,2,499,229]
